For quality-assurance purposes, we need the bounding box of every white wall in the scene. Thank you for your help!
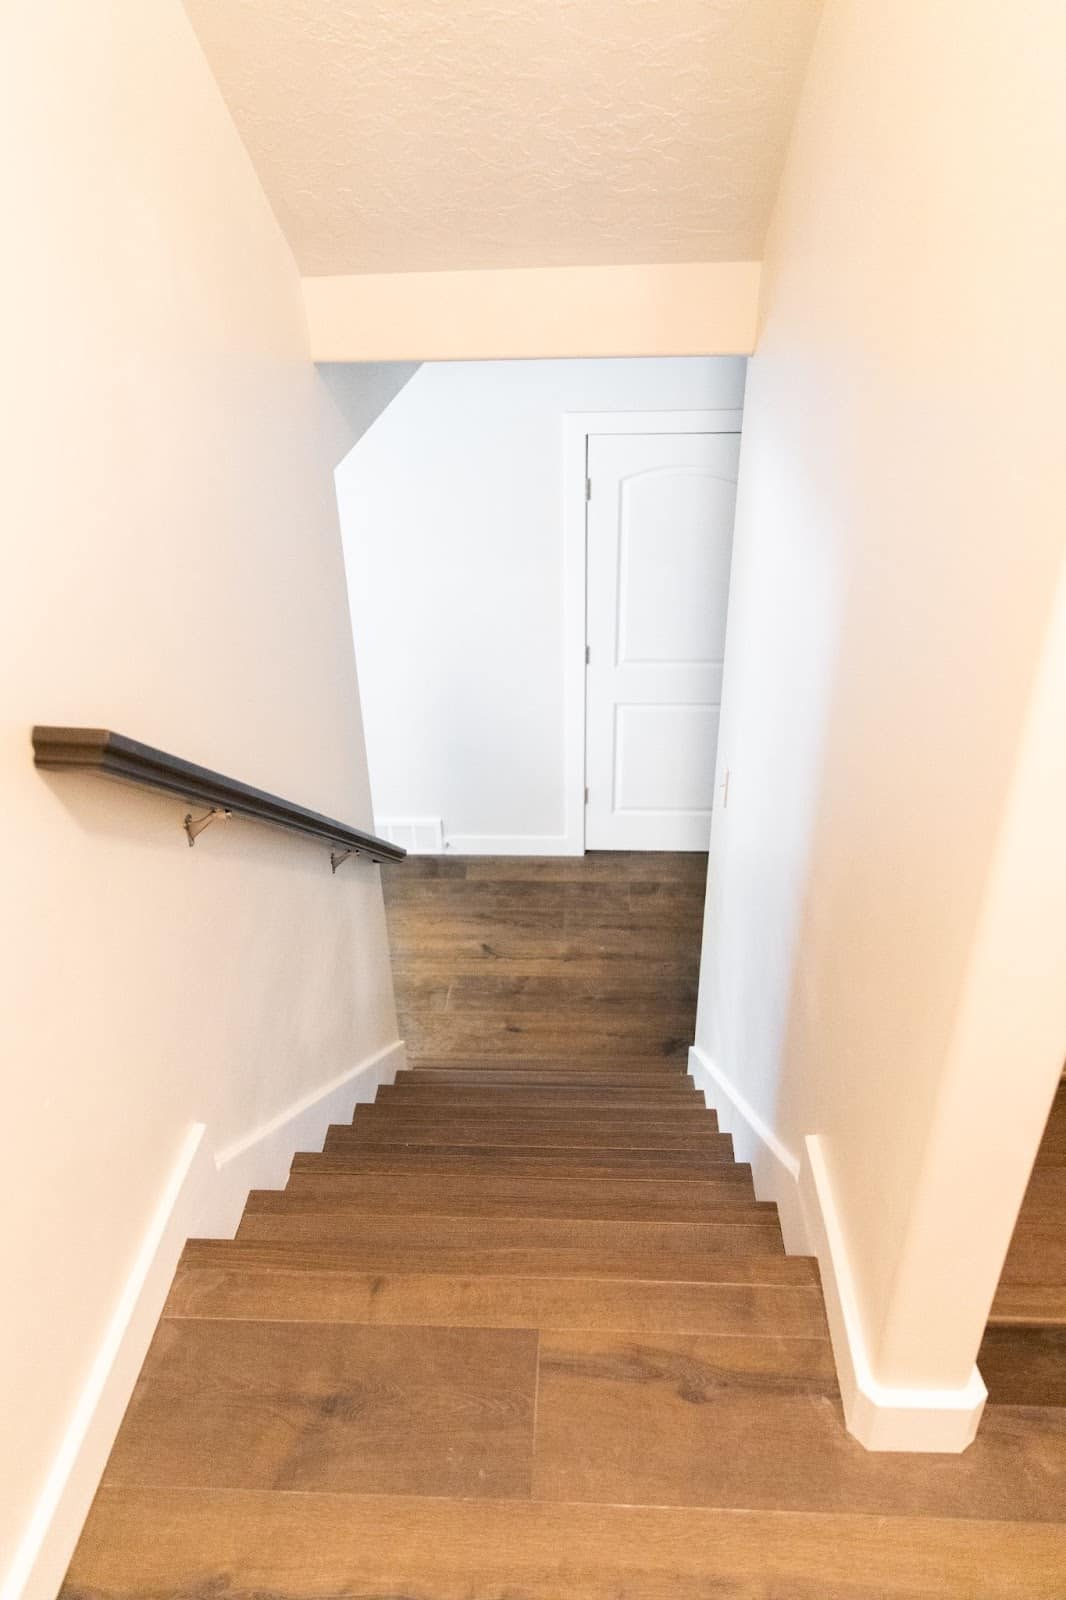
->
[0,4,400,1595]
[335,356,746,850]
[695,0,1066,1449]
[318,362,422,460]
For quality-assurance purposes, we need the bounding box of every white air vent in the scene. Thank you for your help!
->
[375,816,444,854]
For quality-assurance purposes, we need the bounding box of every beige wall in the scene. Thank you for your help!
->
[304,261,760,360]
[697,0,1066,1418]
[0,3,398,1592]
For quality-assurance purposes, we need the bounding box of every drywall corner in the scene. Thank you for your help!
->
[799,1134,987,1453]
[686,1049,987,1452]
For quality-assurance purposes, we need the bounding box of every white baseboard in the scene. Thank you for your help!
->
[1,1124,211,1600]
[444,833,582,856]
[5,1037,406,1600]
[800,1134,986,1453]
[199,1037,406,1237]
[687,1045,809,1253]
[374,817,444,854]
[687,1045,987,1454]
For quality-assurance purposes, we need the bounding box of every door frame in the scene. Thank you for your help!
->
[561,409,743,854]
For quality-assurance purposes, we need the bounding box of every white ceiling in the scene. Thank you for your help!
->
[183,0,823,277]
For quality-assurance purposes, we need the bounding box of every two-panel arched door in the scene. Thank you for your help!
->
[584,430,740,850]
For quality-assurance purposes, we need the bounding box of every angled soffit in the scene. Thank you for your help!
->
[182,0,823,277]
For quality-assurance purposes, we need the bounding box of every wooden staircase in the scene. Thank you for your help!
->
[63,856,1066,1597]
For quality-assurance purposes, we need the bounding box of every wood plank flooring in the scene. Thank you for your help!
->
[979,1079,1066,1405]
[63,854,1066,1599]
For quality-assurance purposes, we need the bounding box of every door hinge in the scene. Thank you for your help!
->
[585,644,591,664]
[584,786,590,805]
[585,477,592,502]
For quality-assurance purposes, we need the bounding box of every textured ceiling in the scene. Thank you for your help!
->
[183,0,823,277]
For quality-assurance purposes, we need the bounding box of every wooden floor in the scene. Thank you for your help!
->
[980,1079,1066,1407]
[64,855,1066,1598]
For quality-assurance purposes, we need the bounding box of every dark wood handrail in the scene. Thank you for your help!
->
[32,726,405,867]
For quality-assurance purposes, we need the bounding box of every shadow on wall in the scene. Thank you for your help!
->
[317,361,422,465]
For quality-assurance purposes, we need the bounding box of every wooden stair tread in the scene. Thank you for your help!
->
[354,1098,711,1117]
[400,1060,697,1077]
[219,1211,791,1257]
[379,1086,707,1109]
[398,1071,698,1091]
[99,1319,539,1500]
[403,1063,692,1081]
[385,1074,701,1091]
[336,1118,729,1149]
[977,1324,1066,1407]
[181,1235,814,1280]
[989,1285,1066,1324]
[163,1267,830,1337]
[356,1098,712,1113]
[83,1310,1066,1522]
[268,1171,764,1222]
[371,1088,704,1113]
[237,1211,788,1251]
[409,1053,691,1067]
[65,1489,1066,1600]
[529,1331,1066,1521]
[321,1136,739,1165]
[299,1148,751,1183]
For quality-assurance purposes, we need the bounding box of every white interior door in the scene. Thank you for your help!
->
[584,430,740,850]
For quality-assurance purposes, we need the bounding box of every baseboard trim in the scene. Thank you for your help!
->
[687,1046,987,1454]
[687,1045,808,1253]
[444,833,582,857]
[1,1123,211,1600]
[800,1133,986,1453]
[374,817,444,854]
[199,1037,406,1237]
[5,1037,406,1600]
